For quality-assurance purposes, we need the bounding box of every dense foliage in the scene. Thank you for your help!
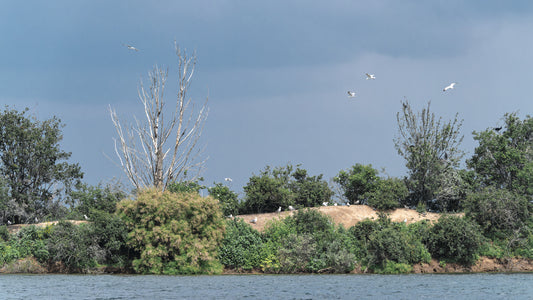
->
[241,165,333,214]
[0,107,83,224]
[117,188,225,274]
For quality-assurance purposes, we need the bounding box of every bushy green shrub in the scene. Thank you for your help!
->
[117,188,225,275]
[288,208,335,235]
[463,187,530,238]
[290,168,334,208]
[69,182,127,216]
[208,183,240,217]
[425,215,484,265]
[366,177,408,210]
[277,233,316,273]
[14,225,49,263]
[373,260,413,274]
[218,218,266,270]
[47,221,103,271]
[0,242,20,265]
[334,164,380,205]
[167,179,205,194]
[0,225,10,241]
[87,210,131,266]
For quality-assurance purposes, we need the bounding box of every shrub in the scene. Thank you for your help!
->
[334,164,380,204]
[463,187,531,238]
[208,183,240,217]
[87,210,131,266]
[69,181,127,216]
[14,225,49,263]
[167,179,205,194]
[0,225,10,241]
[117,188,225,275]
[47,221,103,271]
[366,177,408,211]
[0,242,20,265]
[374,260,413,274]
[218,218,266,270]
[288,208,335,235]
[277,233,316,273]
[290,168,334,208]
[425,215,484,265]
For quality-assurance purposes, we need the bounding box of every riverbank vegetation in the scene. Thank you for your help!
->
[0,100,532,274]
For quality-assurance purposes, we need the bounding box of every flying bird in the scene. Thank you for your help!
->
[123,44,139,51]
[250,217,257,224]
[443,82,456,92]
[347,91,356,97]
[224,177,233,182]
[365,73,376,80]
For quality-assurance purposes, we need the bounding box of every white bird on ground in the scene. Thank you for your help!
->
[288,205,295,211]
[322,202,328,206]
[365,73,376,80]
[7,220,11,225]
[277,206,282,213]
[84,214,89,220]
[224,177,233,182]
[347,91,356,98]
[354,200,360,205]
[404,218,407,223]
[35,217,38,223]
[123,44,139,51]
[346,202,350,207]
[227,214,233,218]
[250,217,257,224]
[334,203,338,206]
[443,82,456,92]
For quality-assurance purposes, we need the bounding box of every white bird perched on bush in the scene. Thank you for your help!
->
[443,82,456,92]
[365,73,376,80]
[288,205,295,211]
[347,91,356,98]
[250,217,257,224]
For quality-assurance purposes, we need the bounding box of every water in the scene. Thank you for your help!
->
[0,273,531,299]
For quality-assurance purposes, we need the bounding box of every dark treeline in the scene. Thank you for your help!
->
[0,103,532,274]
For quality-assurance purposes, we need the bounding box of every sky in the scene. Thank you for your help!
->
[1,1,532,196]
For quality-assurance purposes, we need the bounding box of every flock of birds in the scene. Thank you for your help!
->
[347,72,457,98]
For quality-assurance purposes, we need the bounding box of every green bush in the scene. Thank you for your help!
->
[373,260,413,274]
[69,182,127,216]
[14,225,49,263]
[0,242,20,265]
[218,218,266,270]
[87,210,131,266]
[463,187,530,238]
[288,208,335,235]
[0,225,10,241]
[208,183,240,217]
[334,163,380,205]
[366,177,408,211]
[47,221,103,271]
[167,179,205,194]
[425,215,484,265]
[277,233,316,273]
[117,188,225,275]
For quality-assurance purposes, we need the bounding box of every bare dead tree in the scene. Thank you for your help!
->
[109,43,208,191]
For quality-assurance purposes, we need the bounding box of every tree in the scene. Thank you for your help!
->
[208,183,239,217]
[394,100,465,210]
[333,164,380,205]
[0,107,83,223]
[467,113,532,197]
[110,42,208,191]
[365,177,408,211]
[117,188,225,274]
[290,168,334,208]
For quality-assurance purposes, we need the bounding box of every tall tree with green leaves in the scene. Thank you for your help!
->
[0,107,83,223]
[394,100,464,210]
[467,112,532,197]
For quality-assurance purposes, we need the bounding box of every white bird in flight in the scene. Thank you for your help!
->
[123,44,139,51]
[347,91,356,97]
[443,82,456,92]
[366,73,376,80]
[224,177,233,182]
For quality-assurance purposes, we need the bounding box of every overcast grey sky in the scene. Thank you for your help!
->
[1,1,532,194]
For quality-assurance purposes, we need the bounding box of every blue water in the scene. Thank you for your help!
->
[0,273,531,299]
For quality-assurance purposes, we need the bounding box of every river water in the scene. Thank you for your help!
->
[0,273,531,299]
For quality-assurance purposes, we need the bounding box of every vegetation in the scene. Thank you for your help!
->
[0,105,531,275]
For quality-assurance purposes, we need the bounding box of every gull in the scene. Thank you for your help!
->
[35,217,38,223]
[403,218,407,223]
[322,202,328,207]
[288,205,295,211]
[334,203,337,206]
[84,214,89,220]
[346,202,350,207]
[226,214,233,218]
[365,73,376,80]
[250,217,257,224]
[7,220,11,225]
[443,82,456,92]
[347,91,356,98]
[123,44,139,51]
[277,206,282,213]
[354,200,360,205]
[224,177,233,182]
